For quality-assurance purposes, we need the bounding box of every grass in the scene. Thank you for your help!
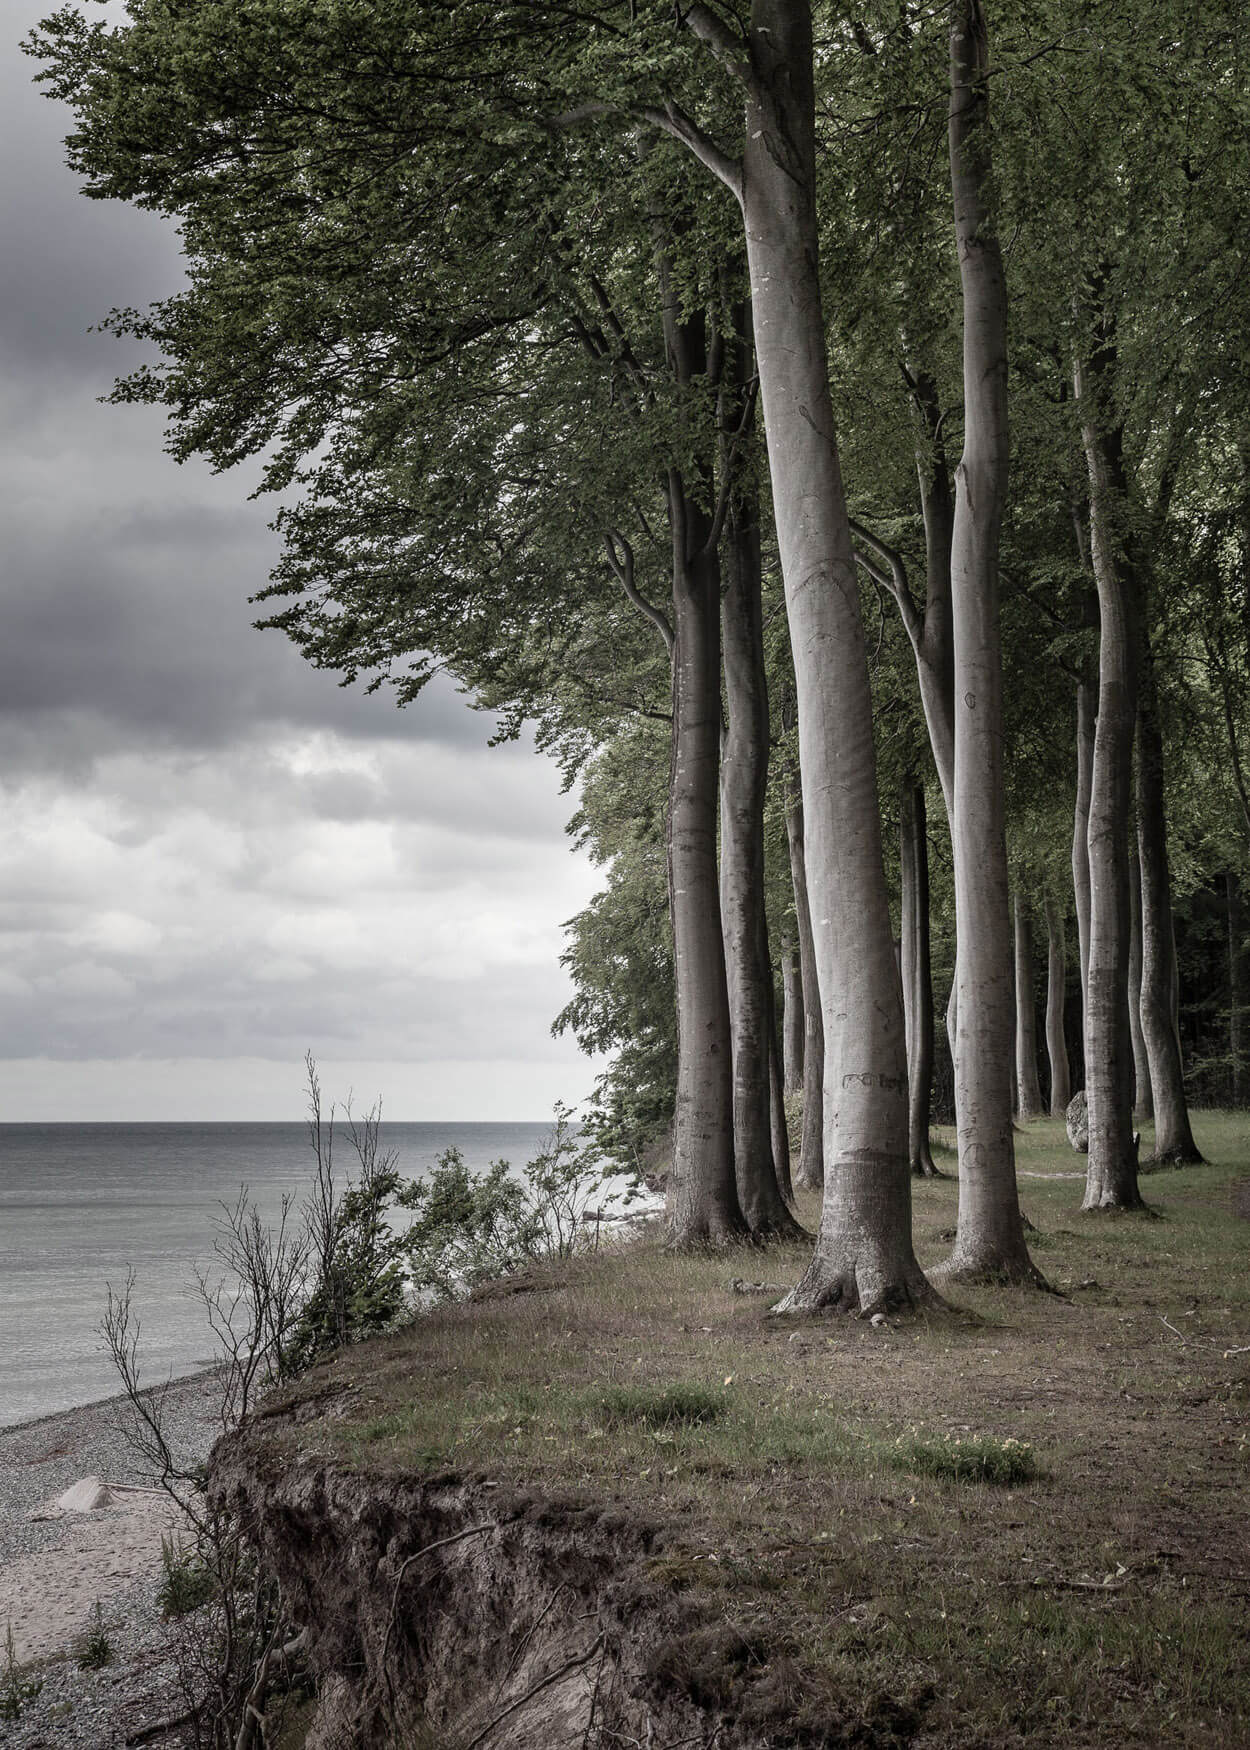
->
[75,1602,112,1672]
[885,1430,1037,1485]
[157,1534,216,1619]
[262,1110,1250,1748]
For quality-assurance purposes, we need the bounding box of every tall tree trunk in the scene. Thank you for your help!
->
[1044,897,1071,1116]
[1072,680,1095,1044]
[1127,847,1153,1119]
[656,279,745,1244]
[785,788,825,1191]
[1008,955,1018,1119]
[1013,893,1045,1119]
[720,476,803,1236]
[667,485,744,1242]
[766,966,794,1203]
[943,0,1035,1279]
[900,780,938,1175]
[1229,872,1244,1107]
[742,1,932,1311]
[1074,318,1143,1211]
[1136,676,1202,1162]
[911,377,958,820]
[781,933,803,1098]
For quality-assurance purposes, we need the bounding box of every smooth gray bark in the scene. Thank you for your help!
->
[1044,897,1071,1116]
[784,787,825,1192]
[943,0,1035,1279]
[851,369,956,825]
[781,934,803,1098]
[767,992,794,1204]
[1136,678,1202,1162]
[1074,328,1143,1211]
[740,1,930,1310]
[1230,873,1245,1107]
[667,474,745,1243]
[1072,679,1095,1036]
[653,273,745,1244]
[720,480,804,1237]
[1013,893,1045,1119]
[1127,848,1153,1119]
[900,781,938,1176]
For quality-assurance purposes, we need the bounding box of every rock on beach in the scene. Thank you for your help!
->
[0,1372,221,1748]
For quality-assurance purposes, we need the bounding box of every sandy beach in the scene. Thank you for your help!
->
[0,1372,222,1749]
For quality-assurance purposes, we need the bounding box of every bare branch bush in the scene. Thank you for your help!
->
[98,1054,400,1748]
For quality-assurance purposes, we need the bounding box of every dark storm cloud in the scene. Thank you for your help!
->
[0,475,493,774]
[2,9,184,381]
[1,11,494,770]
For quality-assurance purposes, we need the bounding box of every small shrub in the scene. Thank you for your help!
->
[0,1624,41,1721]
[887,1432,1036,1486]
[76,1601,112,1670]
[158,1535,216,1618]
[400,1107,630,1301]
[591,1382,728,1430]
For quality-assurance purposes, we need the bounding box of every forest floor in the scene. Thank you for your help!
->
[265,1113,1250,1748]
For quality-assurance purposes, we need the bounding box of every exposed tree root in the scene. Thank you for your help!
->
[744,1208,810,1246]
[1079,1197,1158,1219]
[933,1253,1054,1293]
[1149,1144,1205,1168]
[769,1255,944,1320]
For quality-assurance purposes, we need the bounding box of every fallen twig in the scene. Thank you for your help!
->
[126,1707,201,1746]
[1160,1314,1250,1355]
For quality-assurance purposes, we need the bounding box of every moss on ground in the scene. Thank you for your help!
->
[268,1111,1250,1748]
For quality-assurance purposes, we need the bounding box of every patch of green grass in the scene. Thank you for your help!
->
[76,1601,112,1671]
[886,1431,1037,1485]
[157,1536,215,1619]
[589,1381,727,1429]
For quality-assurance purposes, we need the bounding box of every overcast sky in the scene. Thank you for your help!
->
[0,3,606,1120]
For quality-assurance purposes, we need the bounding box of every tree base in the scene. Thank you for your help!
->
[910,1159,947,1179]
[1080,1195,1156,1216]
[770,1248,942,1319]
[746,1209,811,1245]
[1148,1144,1205,1168]
[934,1250,1051,1291]
[666,1213,750,1250]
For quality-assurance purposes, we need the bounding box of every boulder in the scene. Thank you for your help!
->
[1065,1090,1089,1153]
[55,1476,114,1512]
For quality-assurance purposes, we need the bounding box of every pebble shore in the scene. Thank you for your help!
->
[0,1373,223,1750]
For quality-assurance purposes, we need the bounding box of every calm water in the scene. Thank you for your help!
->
[0,1121,555,1428]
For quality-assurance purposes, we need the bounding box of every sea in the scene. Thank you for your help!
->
[0,1120,559,1429]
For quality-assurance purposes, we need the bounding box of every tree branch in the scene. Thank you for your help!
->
[605,532,674,658]
[847,515,921,644]
[702,377,759,558]
[680,3,751,80]
[639,100,743,201]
